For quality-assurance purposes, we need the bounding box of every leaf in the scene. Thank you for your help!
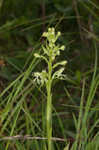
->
[64,143,70,150]
[75,70,82,83]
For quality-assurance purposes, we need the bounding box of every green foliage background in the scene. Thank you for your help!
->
[0,0,99,149]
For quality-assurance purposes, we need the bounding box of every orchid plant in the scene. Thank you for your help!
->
[33,27,67,150]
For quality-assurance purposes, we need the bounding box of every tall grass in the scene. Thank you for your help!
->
[70,41,99,150]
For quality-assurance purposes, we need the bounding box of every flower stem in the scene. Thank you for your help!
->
[46,57,52,150]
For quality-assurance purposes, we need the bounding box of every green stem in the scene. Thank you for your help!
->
[46,56,52,150]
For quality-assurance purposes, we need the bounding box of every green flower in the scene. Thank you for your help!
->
[33,70,48,86]
[33,27,67,83]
